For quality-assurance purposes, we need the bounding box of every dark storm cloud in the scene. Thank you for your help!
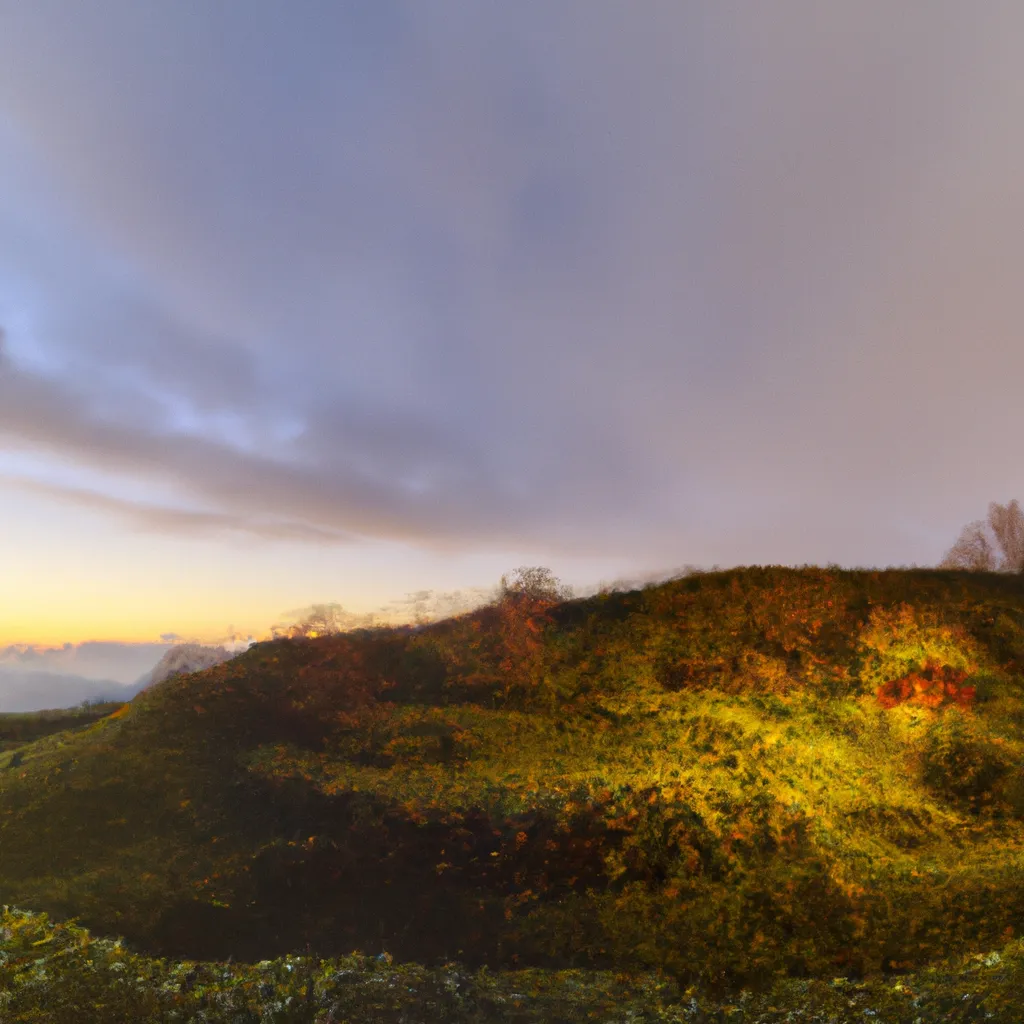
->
[2,2,1024,565]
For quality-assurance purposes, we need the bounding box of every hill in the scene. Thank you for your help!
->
[0,701,126,752]
[4,565,1024,999]
[133,642,235,691]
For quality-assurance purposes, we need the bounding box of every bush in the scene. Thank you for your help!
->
[856,603,980,696]
[921,712,1013,810]
[996,767,1024,819]
[875,661,975,710]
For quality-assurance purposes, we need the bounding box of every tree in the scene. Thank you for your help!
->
[490,567,572,705]
[941,500,1024,572]
[989,499,1024,570]
[941,520,998,571]
[497,566,573,605]
[274,603,350,639]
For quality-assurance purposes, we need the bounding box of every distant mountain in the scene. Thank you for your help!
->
[134,643,237,691]
[0,641,171,685]
[0,668,141,713]
[0,643,243,712]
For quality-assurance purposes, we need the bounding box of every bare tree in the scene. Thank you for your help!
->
[988,499,1024,571]
[941,520,998,571]
[273,602,350,638]
[498,566,573,605]
[941,500,1024,571]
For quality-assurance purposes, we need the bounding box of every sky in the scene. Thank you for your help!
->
[3,3,1024,665]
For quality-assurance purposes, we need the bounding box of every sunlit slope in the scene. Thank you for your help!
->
[3,566,1024,991]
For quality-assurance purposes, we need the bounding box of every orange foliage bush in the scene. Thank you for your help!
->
[874,661,975,710]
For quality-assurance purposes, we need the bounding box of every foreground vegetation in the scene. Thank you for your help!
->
[3,905,1024,1022]
[4,566,1024,1017]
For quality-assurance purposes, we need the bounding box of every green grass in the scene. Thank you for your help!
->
[0,702,126,752]
[4,566,1024,1017]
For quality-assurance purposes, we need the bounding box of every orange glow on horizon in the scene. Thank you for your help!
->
[0,626,271,648]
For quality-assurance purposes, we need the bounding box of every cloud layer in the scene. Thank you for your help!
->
[0,641,170,684]
[2,2,1024,577]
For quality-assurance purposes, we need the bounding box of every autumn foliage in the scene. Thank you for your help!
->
[6,565,1024,1011]
[875,661,976,710]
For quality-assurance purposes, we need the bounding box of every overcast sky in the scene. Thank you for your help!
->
[2,2,1024,648]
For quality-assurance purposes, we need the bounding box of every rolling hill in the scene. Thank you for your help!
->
[4,565,1024,1015]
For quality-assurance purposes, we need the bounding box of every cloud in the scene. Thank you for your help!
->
[0,325,642,555]
[2,476,353,545]
[0,641,170,685]
[0,669,139,713]
[1,3,1024,569]
[0,637,242,710]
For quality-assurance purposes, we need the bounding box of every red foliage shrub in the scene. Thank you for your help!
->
[875,660,975,710]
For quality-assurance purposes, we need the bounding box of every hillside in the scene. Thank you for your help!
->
[4,565,1024,1000]
[0,702,126,752]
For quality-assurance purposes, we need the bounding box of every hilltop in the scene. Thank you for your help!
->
[3,565,1024,1001]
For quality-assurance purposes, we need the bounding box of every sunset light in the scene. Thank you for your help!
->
[3,4,1024,1019]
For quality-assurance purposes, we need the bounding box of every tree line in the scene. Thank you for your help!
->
[271,503,1024,642]
[278,566,573,639]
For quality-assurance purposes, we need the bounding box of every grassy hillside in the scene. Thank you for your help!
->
[4,566,1024,1004]
[0,701,126,752]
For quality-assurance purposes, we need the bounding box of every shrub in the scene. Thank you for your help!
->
[856,602,980,697]
[996,767,1024,819]
[921,711,1013,810]
[875,661,975,710]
